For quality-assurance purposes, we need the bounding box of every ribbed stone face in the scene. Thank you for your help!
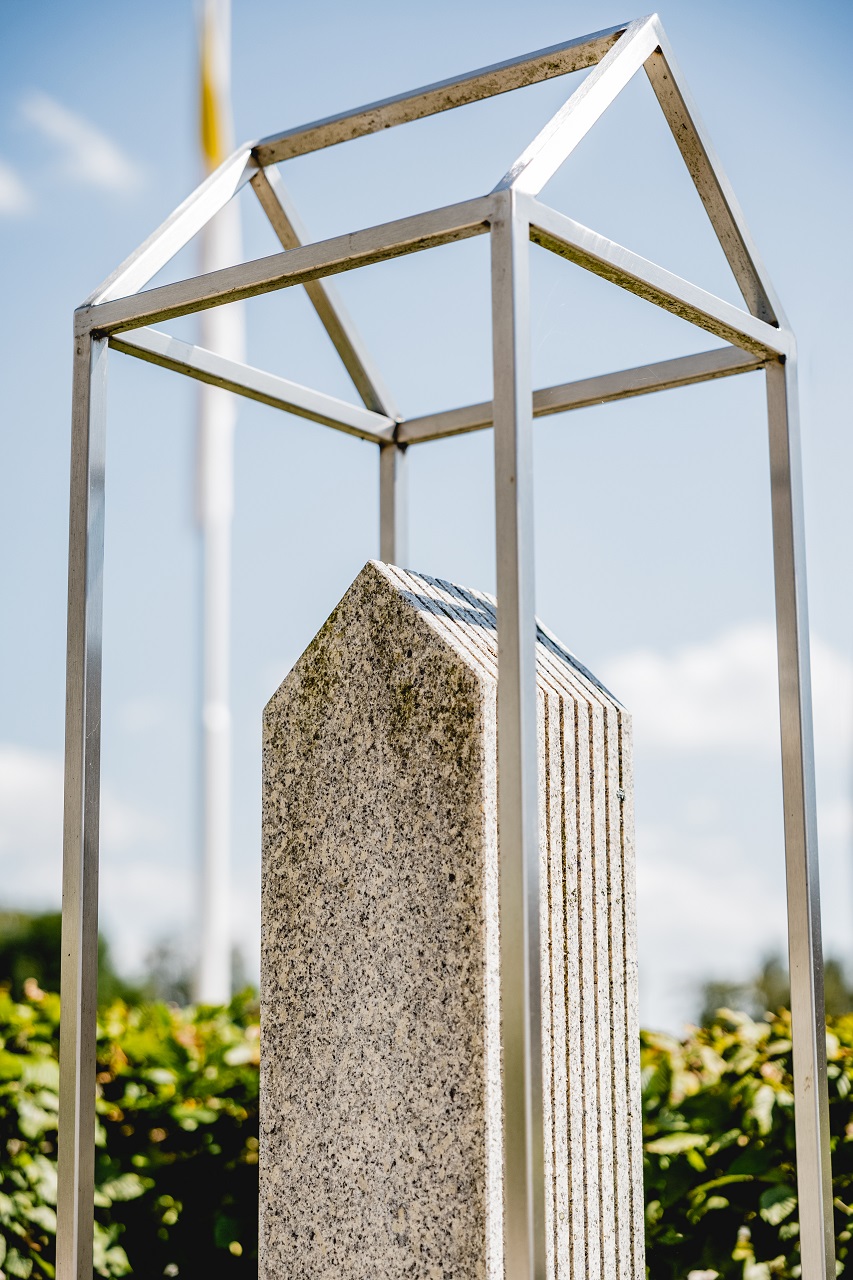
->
[260,561,643,1280]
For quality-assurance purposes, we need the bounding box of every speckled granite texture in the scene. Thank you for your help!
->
[261,561,643,1279]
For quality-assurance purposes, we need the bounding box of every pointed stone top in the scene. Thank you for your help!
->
[368,561,623,708]
[266,559,626,727]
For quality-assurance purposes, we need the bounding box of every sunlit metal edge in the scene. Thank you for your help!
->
[76,195,496,336]
[250,166,399,419]
[83,146,258,307]
[490,186,547,1280]
[250,167,412,561]
[497,15,658,195]
[110,328,395,443]
[765,357,835,1280]
[526,197,791,358]
[379,441,409,565]
[56,333,108,1280]
[253,23,634,165]
[644,18,786,328]
[398,346,765,443]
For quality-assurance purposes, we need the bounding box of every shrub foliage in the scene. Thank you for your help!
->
[2,987,853,1278]
[642,1007,853,1278]
[0,986,259,1278]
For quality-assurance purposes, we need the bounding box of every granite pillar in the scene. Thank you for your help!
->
[261,561,644,1279]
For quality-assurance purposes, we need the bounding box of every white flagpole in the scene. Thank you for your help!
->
[195,0,243,1004]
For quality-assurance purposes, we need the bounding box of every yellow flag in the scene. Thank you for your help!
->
[199,0,230,173]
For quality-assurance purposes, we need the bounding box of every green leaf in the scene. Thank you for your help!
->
[23,1202,56,1234]
[750,1083,776,1135]
[144,1068,177,1086]
[688,1194,730,1224]
[0,1049,25,1080]
[21,1058,59,1092]
[16,1097,55,1139]
[645,1132,709,1155]
[224,1042,255,1066]
[690,1173,754,1198]
[98,1172,150,1203]
[93,1231,132,1279]
[27,1154,58,1206]
[645,1199,663,1225]
[5,1247,34,1278]
[760,1183,797,1225]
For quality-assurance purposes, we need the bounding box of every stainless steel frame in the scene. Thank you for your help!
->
[59,17,833,1280]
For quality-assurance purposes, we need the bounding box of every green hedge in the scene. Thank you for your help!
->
[642,1006,853,1278]
[0,986,259,1278]
[2,987,853,1278]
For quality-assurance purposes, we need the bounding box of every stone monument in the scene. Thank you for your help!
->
[260,561,643,1279]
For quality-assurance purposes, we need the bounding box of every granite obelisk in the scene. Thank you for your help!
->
[260,561,643,1279]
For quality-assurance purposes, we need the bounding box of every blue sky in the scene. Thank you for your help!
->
[1,0,851,1029]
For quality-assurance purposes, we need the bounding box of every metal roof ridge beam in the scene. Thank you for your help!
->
[251,166,399,418]
[525,197,792,358]
[496,15,659,195]
[253,23,634,166]
[76,194,497,336]
[110,328,396,443]
[398,345,765,443]
[83,145,258,307]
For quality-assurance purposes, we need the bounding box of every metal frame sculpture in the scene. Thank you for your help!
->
[58,15,834,1280]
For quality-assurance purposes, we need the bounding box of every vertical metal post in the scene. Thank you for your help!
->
[57,327,108,1280]
[766,355,834,1280]
[379,440,408,566]
[491,188,546,1280]
[194,0,242,1005]
[197,499,233,1003]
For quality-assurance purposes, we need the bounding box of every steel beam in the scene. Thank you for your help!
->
[76,196,495,336]
[766,358,834,1280]
[379,441,408,565]
[110,328,395,443]
[250,168,408,563]
[251,167,399,419]
[253,23,632,166]
[56,333,108,1280]
[526,198,791,358]
[398,345,764,444]
[491,189,546,1280]
[85,146,257,306]
[644,24,786,327]
[497,16,658,195]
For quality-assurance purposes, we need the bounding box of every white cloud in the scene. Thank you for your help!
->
[98,859,194,975]
[603,622,853,762]
[0,159,32,215]
[0,744,155,910]
[601,624,853,1029]
[635,823,787,1030]
[0,743,259,982]
[20,92,142,193]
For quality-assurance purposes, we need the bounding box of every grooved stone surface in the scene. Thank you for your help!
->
[260,561,644,1279]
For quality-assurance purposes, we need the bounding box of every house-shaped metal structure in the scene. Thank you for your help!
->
[58,16,834,1279]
